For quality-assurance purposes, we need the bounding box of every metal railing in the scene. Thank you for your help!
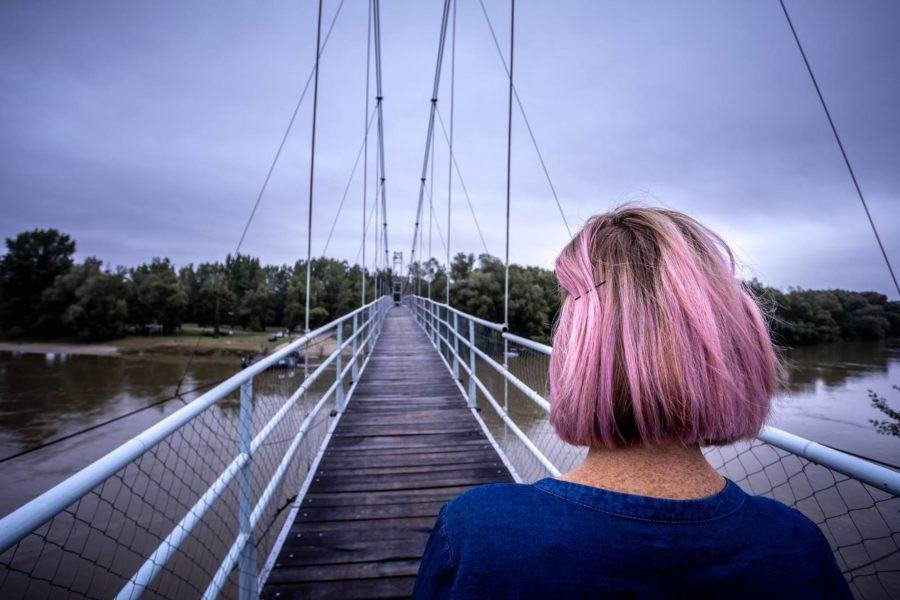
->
[0,296,392,600]
[405,294,900,599]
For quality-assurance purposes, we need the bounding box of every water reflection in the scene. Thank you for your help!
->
[0,352,239,517]
[0,352,231,454]
[783,342,894,393]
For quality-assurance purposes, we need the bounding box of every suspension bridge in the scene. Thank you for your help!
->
[1,0,899,599]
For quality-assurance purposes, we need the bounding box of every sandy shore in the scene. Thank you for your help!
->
[0,341,119,356]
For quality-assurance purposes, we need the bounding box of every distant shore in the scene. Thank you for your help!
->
[0,341,118,356]
[0,326,337,360]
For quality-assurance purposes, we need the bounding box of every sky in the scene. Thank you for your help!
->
[1,0,898,298]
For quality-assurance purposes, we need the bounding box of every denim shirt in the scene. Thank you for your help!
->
[412,478,850,599]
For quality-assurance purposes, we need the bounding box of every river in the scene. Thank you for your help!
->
[0,340,898,518]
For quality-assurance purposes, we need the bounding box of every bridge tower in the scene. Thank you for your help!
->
[392,251,403,304]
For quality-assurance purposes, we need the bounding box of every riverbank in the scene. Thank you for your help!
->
[0,341,118,356]
[2,325,283,359]
[0,324,340,360]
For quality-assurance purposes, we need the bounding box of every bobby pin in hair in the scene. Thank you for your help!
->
[573,280,607,300]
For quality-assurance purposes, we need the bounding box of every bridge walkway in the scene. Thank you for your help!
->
[261,306,513,599]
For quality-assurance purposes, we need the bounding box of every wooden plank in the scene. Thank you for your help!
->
[273,540,428,567]
[317,458,503,476]
[262,307,513,599]
[333,422,479,436]
[308,466,510,492]
[324,442,494,458]
[262,576,418,600]
[283,526,431,548]
[288,516,436,534]
[295,501,447,522]
[318,450,501,470]
[266,560,420,584]
[302,487,472,507]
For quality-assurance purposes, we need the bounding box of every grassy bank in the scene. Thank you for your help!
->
[112,324,278,357]
[0,324,339,360]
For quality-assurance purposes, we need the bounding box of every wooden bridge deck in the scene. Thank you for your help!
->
[261,306,513,599]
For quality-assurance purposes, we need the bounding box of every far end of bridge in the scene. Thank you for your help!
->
[260,307,513,599]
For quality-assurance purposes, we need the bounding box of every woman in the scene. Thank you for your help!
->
[413,206,849,599]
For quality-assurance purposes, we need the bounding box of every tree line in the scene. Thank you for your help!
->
[0,228,898,345]
[0,229,388,341]
[409,254,900,345]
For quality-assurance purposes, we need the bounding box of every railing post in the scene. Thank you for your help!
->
[336,322,346,410]
[431,303,438,346]
[351,313,359,382]
[367,304,375,351]
[238,379,258,600]
[452,312,460,378]
[467,319,477,407]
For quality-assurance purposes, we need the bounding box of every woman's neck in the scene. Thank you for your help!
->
[560,444,725,500]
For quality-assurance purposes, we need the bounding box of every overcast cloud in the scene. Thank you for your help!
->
[1,0,897,297]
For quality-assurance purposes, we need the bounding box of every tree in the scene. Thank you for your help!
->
[178,264,200,322]
[41,258,128,340]
[0,229,76,335]
[128,258,187,333]
[264,264,293,327]
[239,282,276,331]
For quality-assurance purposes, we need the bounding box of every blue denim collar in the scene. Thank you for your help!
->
[533,477,746,524]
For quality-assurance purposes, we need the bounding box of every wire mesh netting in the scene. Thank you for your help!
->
[704,441,899,599]
[406,300,900,599]
[0,316,379,600]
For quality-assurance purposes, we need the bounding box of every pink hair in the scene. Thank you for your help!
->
[549,206,779,448]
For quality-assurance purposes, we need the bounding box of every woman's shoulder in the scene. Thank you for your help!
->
[445,482,543,512]
[738,491,835,559]
[440,482,549,531]
[742,492,825,537]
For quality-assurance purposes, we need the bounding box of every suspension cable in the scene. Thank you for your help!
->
[446,0,457,304]
[361,0,373,306]
[169,0,345,404]
[355,196,378,264]
[410,0,453,270]
[321,109,378,256]
[374,175,381,296]
[373,0,390,276]
[427,172,450,258]
[428,110,436,298]
[435,107,490,254]
[304,0,325,337]
[778,0,899,297]
[476,0,572,238]
[173,0,348,398]
[234,0,349,256]
[503,0,515,330]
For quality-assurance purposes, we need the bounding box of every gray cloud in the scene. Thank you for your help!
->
[1,0,897,297]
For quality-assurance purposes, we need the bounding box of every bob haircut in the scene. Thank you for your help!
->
[549,206,779,448]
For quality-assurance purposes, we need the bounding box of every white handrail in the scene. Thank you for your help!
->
[115,306,383,599]
[0,296,390,575]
